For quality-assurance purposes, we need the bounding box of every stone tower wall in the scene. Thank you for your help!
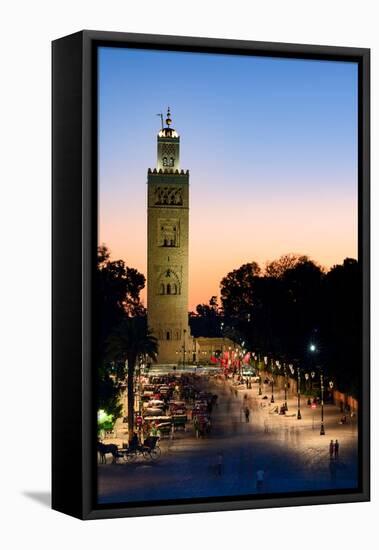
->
[147,166,191,364]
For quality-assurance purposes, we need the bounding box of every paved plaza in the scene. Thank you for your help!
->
[98,375,358,504]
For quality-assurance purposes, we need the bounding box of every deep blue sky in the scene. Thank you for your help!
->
[98,46,358,308]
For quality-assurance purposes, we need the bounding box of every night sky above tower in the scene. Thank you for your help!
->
[98,47,358,310]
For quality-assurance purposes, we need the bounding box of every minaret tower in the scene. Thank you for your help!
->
[147,108,191,364]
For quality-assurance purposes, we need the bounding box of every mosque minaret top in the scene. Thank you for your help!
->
[158,107,179,138]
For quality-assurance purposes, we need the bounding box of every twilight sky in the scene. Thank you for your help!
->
[98,47,358,311]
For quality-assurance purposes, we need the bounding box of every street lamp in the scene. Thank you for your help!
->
[267,357,275,403]
[297,366,302,419]
[309,342,325,435]
[247,352,253,389]
[283,363,288,411]
[311,370,316,392]
[304,372,309,394]
[288,364,295,410]
[309,344,317,395]
[320,370,325,435]
[257,355,262,395]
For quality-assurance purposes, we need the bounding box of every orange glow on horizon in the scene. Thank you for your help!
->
[99,179,357,311]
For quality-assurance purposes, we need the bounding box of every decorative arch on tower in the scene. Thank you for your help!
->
[157,268,181,295]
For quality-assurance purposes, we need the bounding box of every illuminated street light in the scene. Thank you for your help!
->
[283,363,288,411]
[256,354,262,395]
[320,371,325,435]
[304,372,310,393]
[270,360,275,403]
[297,367,302,419]
[267,357,275,403]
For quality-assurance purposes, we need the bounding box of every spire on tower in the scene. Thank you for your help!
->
[166,107,172,127]
[158,106,178,138]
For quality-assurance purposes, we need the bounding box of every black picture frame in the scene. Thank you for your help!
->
[52,30,370,520]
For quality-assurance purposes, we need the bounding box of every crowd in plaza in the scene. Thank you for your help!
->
[99,368,356,502]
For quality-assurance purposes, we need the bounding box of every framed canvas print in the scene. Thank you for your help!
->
[52,30,370,520]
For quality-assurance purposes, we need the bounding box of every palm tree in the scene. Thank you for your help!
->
[107,316,158,442]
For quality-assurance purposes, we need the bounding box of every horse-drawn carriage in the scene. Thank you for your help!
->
[121,436,161,462]
[98,441,118,464]
[155,421,172,438]
[172,414,187,432]
[97,436,161,464]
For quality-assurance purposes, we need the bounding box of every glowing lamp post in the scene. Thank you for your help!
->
[329,380,334,408]
[309,344,317,397]
[283,364,288,411]
[309,343,325,435]
[304,372,310,395]
[266,357,275,403]
[320,371,325,435]
[256,354,262,395]
[296,367,302,419]
[311,370,316,392]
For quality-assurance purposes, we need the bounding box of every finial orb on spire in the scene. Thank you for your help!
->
[166,106,172,127]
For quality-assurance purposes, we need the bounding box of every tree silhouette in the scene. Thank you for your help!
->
[220,262,261,319]
[106,317,158,441]
[189,296,222,337]
[321,258,360,394]
[265,253,310,278]
[217,255,359,395]
[97,245,148,422]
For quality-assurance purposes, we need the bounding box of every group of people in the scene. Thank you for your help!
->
[329,439,340,459]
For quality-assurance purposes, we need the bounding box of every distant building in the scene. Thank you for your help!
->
[194,337,239,365]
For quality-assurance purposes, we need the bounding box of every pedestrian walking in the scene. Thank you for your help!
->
[256,469,265,491]
[329,440,334,459]
[245,407,250,423]
[334,439,339,459]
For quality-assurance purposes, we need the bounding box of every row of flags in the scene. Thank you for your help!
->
[209,351,294,374]
[209,350,252,368]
